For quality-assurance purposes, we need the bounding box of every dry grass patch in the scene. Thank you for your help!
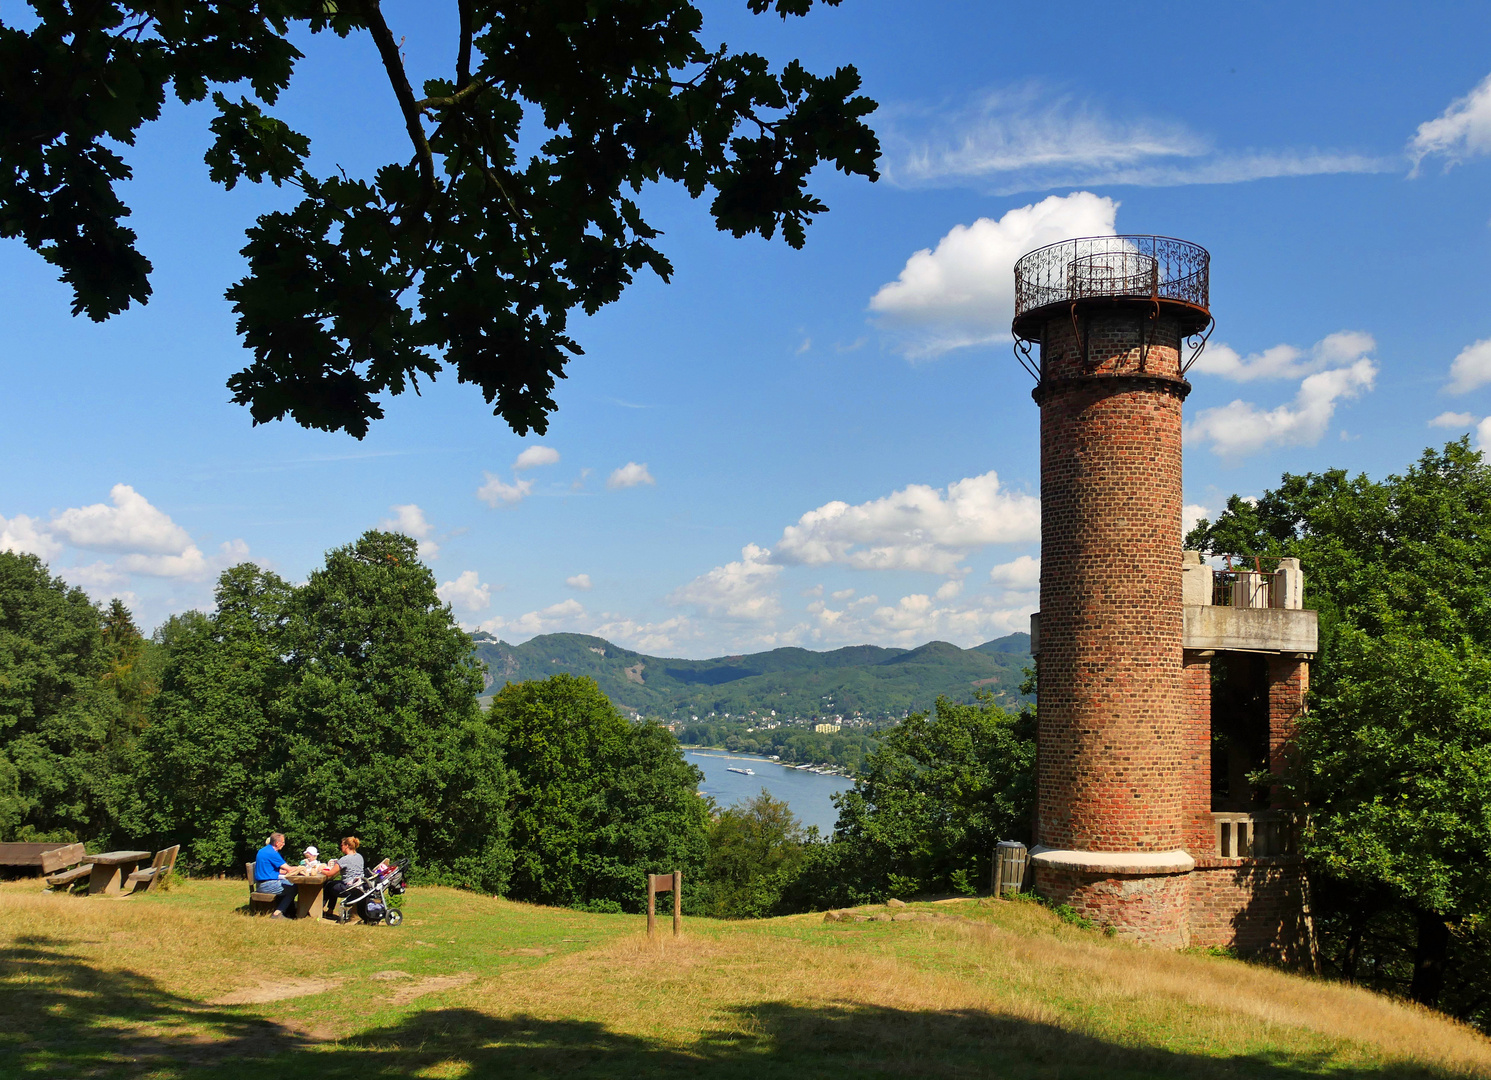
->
[3,882,1490,1079]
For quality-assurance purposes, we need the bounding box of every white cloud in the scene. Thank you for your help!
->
[1183,504,1211,538]
[62,561,132,589]
[1186,359,1378,460]
[669,544,782,622]
[607,462,656,490]
[775,471,1039,575]
[378,503,439,559]
[1430,411,1475,429]
[830,587,856,601]
[988,554,1040,590]
[1192,331,1375,383]
[477,598,587,638]
[884,83,1391,194]
[513,445,560,471]
[438,570,492,613]
[1445,338,1491,394]
[477,473,533,507]
[565,573,592,590]
[591,614,693,654]
[1409,73,1491,174]
[806,589,1034,649]
[49,484,193,555]
[1479,418,1491,451]
[0,513,61,559]
[870,192,1118,358]
[20,487,249,582]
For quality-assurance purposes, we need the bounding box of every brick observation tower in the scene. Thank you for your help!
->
[1014,237,1316,953]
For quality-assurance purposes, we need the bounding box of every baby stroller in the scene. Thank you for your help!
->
[334,860,406,926]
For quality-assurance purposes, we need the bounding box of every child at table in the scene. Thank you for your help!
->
[299,845,326,871]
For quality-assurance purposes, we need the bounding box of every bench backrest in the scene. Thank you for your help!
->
[151,845,180,873]
[40,843,87,874]
[245,862,257,893]
[0,842,65,866]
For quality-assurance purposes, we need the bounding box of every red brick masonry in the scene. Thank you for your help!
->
[1188,857,1314,964]
[1028,298,1314,956]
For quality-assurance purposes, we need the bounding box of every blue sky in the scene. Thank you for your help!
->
[4,1,1491,656]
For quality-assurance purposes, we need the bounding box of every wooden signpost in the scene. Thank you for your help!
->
[647,871,682,938]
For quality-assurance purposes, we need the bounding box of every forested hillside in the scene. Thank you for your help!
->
[470,632,1032,721]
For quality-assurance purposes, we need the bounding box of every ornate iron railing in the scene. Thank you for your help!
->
[1014,235,1210,318]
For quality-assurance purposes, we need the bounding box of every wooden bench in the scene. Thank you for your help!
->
[246,862,278,914]
[1,842,87,877]
[45,863,93,890]
[127,845,180,893]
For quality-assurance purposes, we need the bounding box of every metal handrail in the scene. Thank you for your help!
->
[1014,235,1210,318]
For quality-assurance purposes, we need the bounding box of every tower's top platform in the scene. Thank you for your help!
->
[1012,235,1210,339]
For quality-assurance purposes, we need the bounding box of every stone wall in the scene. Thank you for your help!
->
[1268,657,1308,804]
[1188,857,1315,965]
[1035,863,1192,948]
[1181,653,1214,854]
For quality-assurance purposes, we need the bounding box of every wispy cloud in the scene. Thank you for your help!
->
[882,82,1392,194]
[1409,73,1491,174]
[1187,357,1378,460]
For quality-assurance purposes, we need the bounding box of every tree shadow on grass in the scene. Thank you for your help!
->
[0,938,1474,1080]
[0,934,312,1076]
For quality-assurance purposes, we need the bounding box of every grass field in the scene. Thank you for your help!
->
[2,879,1488,1079]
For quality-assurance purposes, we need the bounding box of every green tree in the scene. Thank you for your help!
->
[1302,630,1491,1008]
[1195,440,1491,1011]
[96,598,154,816]
[490,673,707,911]
[1,1,878,438]
[0,551,114,841]
[273,531,510,892]
[702,789,809,917]
[823,692,1035,903]
[122,566,291,868]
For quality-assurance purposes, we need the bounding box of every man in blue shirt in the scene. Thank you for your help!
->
[253,833,298,918]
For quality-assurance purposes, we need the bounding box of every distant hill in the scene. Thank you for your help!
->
[470,631,1032,720]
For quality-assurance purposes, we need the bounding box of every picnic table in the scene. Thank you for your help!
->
[281,869,333,919]
[87,851,152,896]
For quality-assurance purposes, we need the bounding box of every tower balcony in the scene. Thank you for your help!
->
[1027,553,1317,658]
[1012,234,1212,341]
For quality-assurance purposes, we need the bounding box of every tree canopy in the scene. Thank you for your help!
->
[1191,439,1491,1011]
[0,552,119,841]
[489,673,709,911]
[0,1,879,437]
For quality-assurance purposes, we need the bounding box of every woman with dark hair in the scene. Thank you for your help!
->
[321,837,366,920]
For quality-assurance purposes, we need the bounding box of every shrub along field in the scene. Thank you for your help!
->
[2,878,1488,1080]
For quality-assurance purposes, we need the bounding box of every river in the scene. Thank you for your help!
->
[687,749,854,834]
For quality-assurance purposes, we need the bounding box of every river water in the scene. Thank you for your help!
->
[687,750,854,834]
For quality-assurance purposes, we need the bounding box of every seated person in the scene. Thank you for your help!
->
[299,845,326,871]
[320,837,366,919]
[253,833,298,918]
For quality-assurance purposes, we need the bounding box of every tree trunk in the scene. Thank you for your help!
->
[1341,920,1363,983]
[1410,908,1451,1007]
